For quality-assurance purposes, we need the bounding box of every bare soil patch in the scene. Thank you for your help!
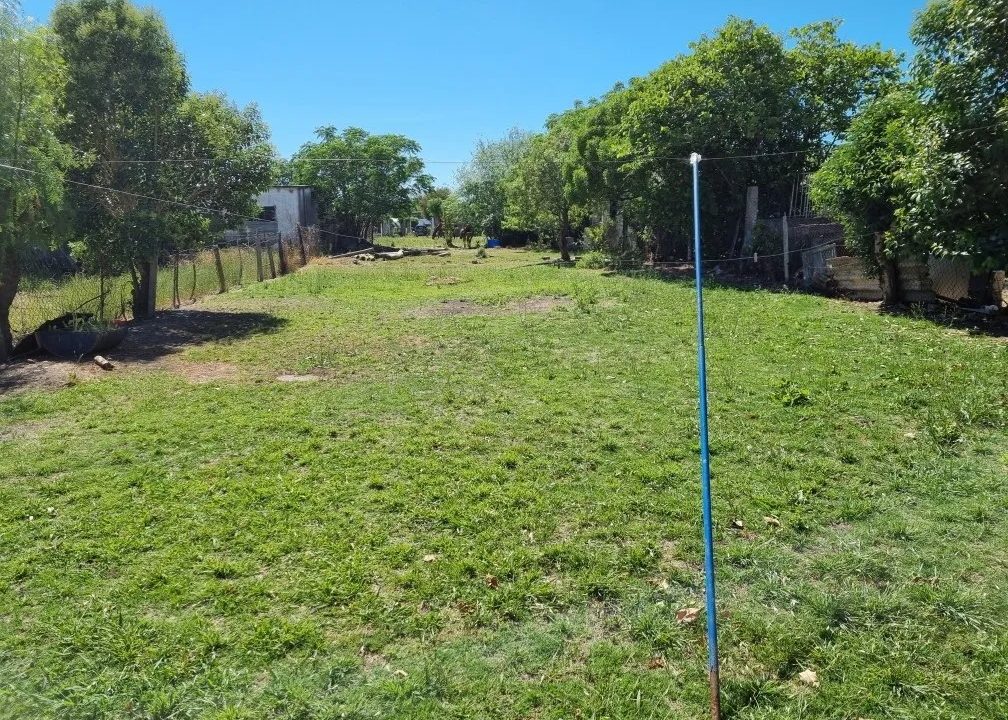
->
[0,419,56,442]
[1,306,284,395]
[412,295,571,319]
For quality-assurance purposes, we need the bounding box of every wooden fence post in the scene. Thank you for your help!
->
[255,236,264,282]
[190,255,197,302]
[213,245,227,293]
[276,232,288,275]
[267,240,277,279]
[172,254,180,308]
[143,257,158,318]
[297,224,308,266]
[781,214,789,284]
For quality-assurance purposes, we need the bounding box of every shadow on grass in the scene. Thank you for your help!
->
[117,309,287,362]
[604,265,1008,339]
[1,308,287,394]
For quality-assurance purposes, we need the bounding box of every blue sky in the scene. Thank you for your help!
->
[23,0,925,185]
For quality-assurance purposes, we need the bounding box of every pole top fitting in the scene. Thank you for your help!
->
[690,152,702,165]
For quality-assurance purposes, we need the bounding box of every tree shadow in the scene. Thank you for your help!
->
[603,265,1008,338]
[0,308,288,394]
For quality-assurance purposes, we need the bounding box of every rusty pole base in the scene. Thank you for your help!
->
[709,668,722,720]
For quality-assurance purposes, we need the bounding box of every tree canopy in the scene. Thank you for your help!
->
[0,5,73,358]
[499,17,900,259]
[290,126,432,241]
[811,0,1008,270]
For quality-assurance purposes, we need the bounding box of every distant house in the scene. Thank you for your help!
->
[255,186,317,235]
[224,186,318,243]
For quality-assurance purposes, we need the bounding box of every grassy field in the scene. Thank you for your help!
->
[1,246,1006,719]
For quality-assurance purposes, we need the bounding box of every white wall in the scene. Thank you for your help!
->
[256,187,312,236]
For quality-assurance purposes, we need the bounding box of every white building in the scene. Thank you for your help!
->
[255,186,317,236]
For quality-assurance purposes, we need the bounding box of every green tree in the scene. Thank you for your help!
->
[0,5,72,359]
[568,18,899,258]
[52,0,189,317]
[904,0,1008,268]
[416,187,451,221]
[505,130,584,261]
[456,128,531,236]
[290,127,432,242]
[809,91,929,300]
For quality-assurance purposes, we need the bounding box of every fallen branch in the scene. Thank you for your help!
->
[93,355,115,371]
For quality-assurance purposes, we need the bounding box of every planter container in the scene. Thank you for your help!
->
[36,326,128,359]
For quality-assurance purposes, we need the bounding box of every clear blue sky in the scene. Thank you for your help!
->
[23,0,924,186]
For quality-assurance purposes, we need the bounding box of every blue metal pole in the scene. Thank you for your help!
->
[690,152,721,720]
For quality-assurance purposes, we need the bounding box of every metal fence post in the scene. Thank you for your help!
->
[690,152,722,720]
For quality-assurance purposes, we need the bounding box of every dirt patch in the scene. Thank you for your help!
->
[0,419,56,442]
[276,373,320,383]
[507,296,571,313]
[1,306,285,395]
[162,358,244,384]
[412,295,571,319]
[426,276,462,286]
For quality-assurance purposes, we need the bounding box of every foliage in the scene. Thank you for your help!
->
[534,18,900,259]
[504,131,584,261]
[416,187,451,221]
[0,6,72,358]
[51,0,188,315]
[809,91,929,266]
[575,249,608,269]
[812,0,1008,271]
[51,0,275,316]
[455,128,531,235]
[290,126,432,239]
[904,0,1008,268]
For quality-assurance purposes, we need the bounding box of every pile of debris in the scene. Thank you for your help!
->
[330,245,451,263]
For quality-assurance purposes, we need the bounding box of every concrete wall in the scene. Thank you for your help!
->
[256,187,316,236]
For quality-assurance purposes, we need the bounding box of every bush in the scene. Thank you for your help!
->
[577,250,608,269]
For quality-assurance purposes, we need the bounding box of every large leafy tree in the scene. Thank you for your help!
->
[290,127,432,242]
[809,90,930,302]
[155,93,274,246]
[812,0,1007,281]
[456,128,531,236]
[505,129,585,261]
[563,18,899,259]
[52,0,276,317]
[903,0,1008,269]
[52,0,189,317]
[0,4,72,359]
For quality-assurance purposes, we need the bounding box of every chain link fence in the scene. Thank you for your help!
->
[11,225,322,346]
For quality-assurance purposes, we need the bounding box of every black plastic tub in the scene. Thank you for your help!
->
[36,326,128,359]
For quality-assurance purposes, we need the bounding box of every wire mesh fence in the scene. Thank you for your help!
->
[633,214,1006,311]
[11,225,322,345]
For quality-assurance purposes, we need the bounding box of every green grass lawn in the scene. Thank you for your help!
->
[1,246,1006,719]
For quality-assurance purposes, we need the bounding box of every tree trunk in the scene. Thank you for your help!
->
[558,230,572,262]
[0,248,21,362]
[132,257,157,320]
[875,233,900,306]
[559,207,572,262]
